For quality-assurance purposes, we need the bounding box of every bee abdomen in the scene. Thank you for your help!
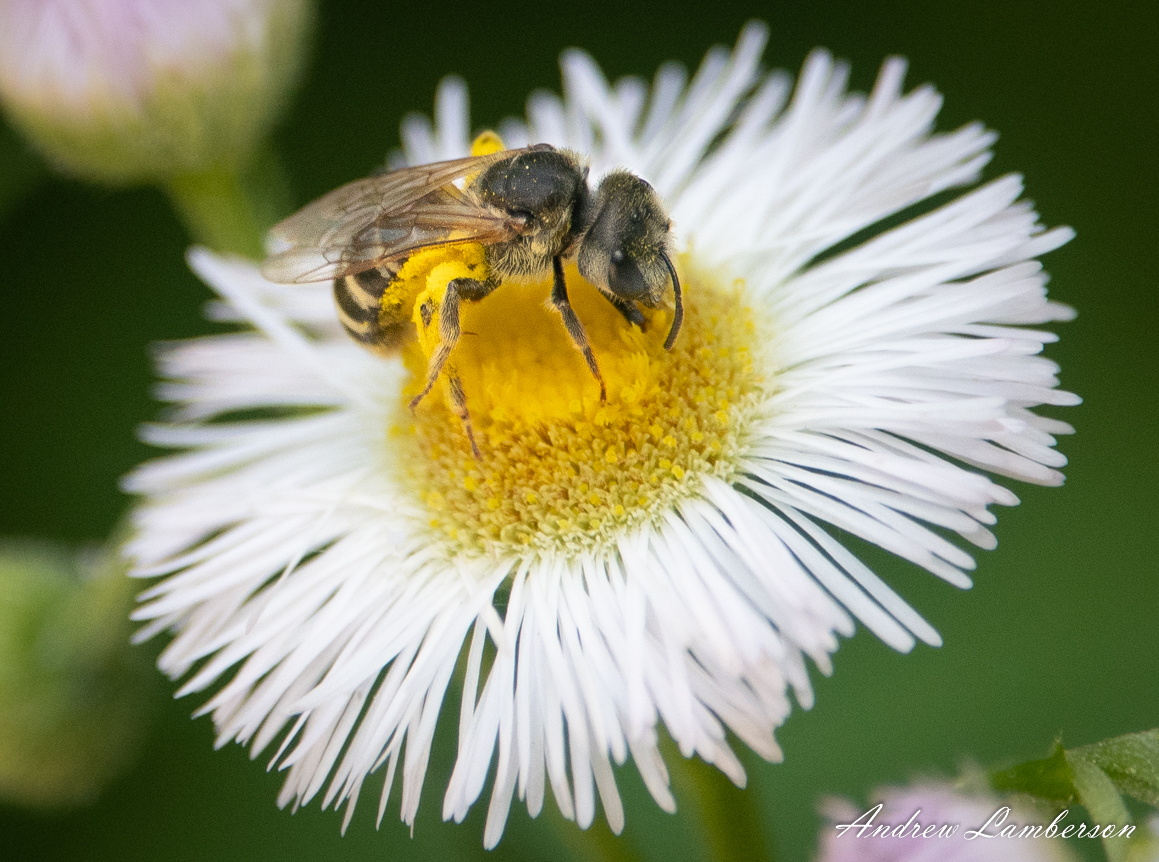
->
[333,266,410,354]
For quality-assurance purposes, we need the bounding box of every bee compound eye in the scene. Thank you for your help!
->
[609,258,647,300]
[611,249,625,264]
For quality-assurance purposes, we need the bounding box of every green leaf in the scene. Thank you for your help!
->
[990,730,1159,862]
[990,738,1076,802]
[1068,754,1132,862]
[1071,730,1159,807]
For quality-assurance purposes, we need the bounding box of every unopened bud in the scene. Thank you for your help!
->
[0,540,154,808]
[0,0,314,184]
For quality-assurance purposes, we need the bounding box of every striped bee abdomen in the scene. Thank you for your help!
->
[333,263,411,354]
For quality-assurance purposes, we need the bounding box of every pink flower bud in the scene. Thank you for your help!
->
[818,783,1078,862]
[0,0,313,182]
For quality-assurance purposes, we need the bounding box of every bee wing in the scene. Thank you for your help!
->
[261,148,537,284]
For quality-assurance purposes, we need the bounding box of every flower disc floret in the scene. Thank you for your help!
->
[398,257,764,555]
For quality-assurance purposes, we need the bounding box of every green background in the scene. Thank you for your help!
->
[1,0,1155,859]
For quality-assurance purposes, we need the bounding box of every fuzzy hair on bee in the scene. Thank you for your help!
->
[261,140,682,458]
[578,171,682,348]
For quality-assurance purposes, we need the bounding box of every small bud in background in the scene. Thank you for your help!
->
[0,0,311,183]
[816,782,1078,862]
[1136,817,1159,862]
[0,540,154,809]
[0,0,316,256]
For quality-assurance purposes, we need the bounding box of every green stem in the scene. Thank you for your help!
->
[163,145,292,259]
[548,810,646,862]
[0,121,45,222]
[667,749,774,862]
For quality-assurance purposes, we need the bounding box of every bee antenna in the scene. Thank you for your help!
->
[661,252,683,350]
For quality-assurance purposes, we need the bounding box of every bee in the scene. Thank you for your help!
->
[261,141,682,458]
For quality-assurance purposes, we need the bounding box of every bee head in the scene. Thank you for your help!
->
[578,170,682,348]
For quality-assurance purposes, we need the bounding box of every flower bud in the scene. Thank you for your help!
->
[818,782,1078,862]
[0,0,314,184]
[0,540,154,808]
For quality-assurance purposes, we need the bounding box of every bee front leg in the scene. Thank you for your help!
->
[409,276,498,411]
[604,294,647,331]
[445,372,481,460]
[549,256,607,403]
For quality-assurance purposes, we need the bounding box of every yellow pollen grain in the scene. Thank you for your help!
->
[395,256,765,556]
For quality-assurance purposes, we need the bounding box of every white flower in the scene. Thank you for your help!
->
[126,23,1077,847]
[0,0,313,182]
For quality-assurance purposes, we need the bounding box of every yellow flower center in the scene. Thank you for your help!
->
[383,130,766,556]
[391,255,766,556]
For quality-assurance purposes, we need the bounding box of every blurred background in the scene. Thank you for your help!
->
[0,0,1155,859]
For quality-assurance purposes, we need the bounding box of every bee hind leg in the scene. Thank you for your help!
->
[409,275,498,411]
[550,256,607,403]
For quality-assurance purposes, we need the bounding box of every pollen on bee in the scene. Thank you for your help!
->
[470,130,506,157]
[395,257,765,556]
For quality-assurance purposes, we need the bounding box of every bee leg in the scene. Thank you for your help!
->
[550,256,607,403]
[446,372,482,460]
[409,276,498,411]
[605,295,647,331]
